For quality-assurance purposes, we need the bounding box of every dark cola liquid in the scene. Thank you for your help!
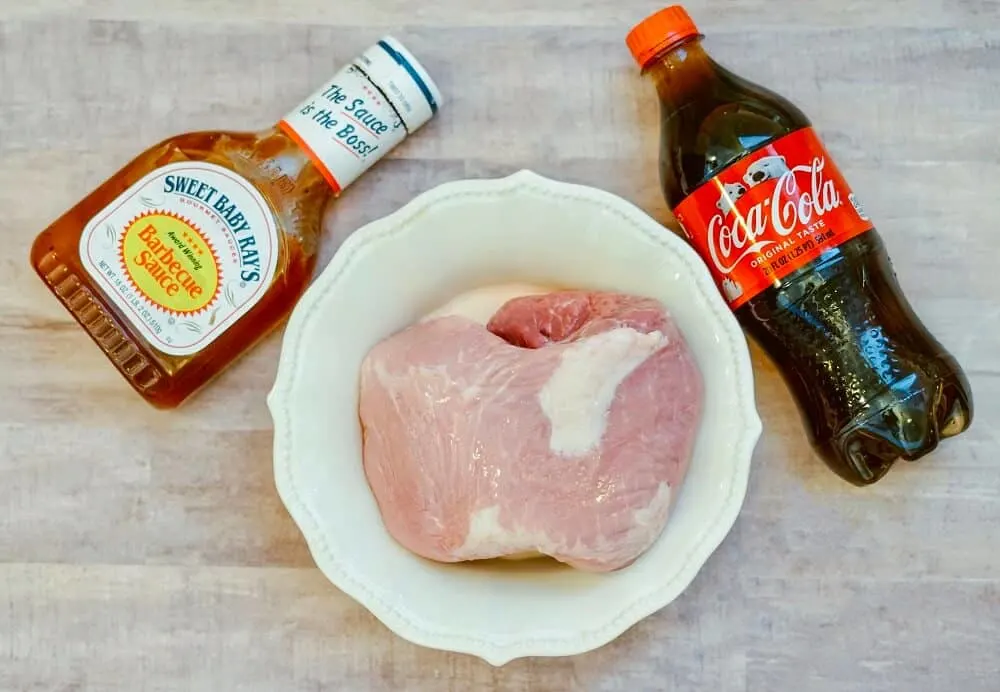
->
[651,39,973,485]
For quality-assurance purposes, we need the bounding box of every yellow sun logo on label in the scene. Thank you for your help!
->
[119,210,222,315]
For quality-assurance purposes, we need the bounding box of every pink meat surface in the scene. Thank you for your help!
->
[359,291,703,572]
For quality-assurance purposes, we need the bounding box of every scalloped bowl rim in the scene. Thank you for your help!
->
[267,169,762,666]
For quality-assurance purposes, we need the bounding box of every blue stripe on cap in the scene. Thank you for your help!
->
[377,40,438,114]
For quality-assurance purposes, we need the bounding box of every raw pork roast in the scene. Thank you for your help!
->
[359,291,703,572]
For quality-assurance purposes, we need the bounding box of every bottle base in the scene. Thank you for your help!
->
[818,372,974,487]
[32,248,169,407]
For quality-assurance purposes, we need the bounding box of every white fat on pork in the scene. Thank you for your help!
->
[424,283,553,325]
[539,328,668,456]
[457,505,556,560]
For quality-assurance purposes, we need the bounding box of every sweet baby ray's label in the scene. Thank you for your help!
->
[79,161,278,356]
[673,127,874,309]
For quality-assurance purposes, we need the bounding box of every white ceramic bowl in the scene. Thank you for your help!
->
[267,170,761,665]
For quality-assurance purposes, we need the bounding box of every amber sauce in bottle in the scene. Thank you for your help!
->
[32,130,327,407]
[30,37,442,408]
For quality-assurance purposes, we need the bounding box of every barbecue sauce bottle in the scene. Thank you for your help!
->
[30,37,442,408]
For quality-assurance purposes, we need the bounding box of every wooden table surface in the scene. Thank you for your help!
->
[2,1,999,690]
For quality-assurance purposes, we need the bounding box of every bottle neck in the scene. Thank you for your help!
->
[277,38,441,195]
[643,37,715,108]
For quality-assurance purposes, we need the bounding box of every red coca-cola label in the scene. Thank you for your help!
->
[674,127,874,309]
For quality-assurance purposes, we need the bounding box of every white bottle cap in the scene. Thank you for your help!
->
[354,36,443,134]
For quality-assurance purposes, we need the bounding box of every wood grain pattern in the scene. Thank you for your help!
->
[1,1,999,689]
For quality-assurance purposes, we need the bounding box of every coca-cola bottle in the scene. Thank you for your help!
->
[626,5,974,485]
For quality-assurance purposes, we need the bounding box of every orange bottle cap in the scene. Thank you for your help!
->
[625,5,701,69]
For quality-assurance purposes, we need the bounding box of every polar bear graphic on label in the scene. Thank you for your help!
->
[743,155,790,188]
[715,182,747,216]
[721,277,744,302]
